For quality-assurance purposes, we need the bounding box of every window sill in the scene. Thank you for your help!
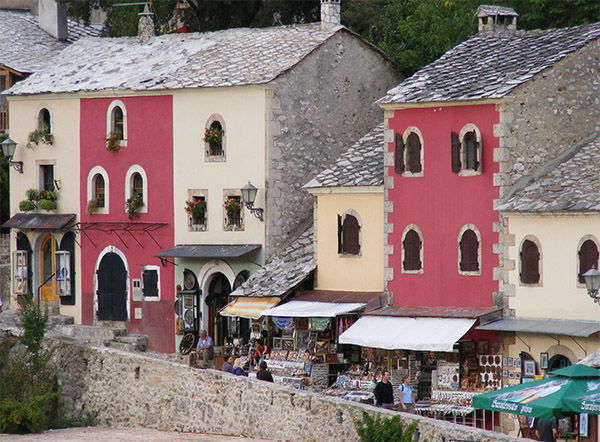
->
[224,223,244,232]
[189,222,207,232]
[402,268,423,274]
[337,252,362,258]
[458,170,481,177]
[205,153,225,162]
[401,172,423,178]
[142,295,160,302]
[459,270,481,276]
[519,282,542,287]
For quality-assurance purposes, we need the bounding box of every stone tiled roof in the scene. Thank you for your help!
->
[378,22,600,105]
[476,5,518,17]
[304,124,384,189]
[8,23,343,95]
[0,9,101,74]
[229,226,314,298]
[497,133,600,212]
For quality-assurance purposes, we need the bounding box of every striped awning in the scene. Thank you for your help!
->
[219,297,280,320]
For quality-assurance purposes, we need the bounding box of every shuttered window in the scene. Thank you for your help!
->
[394,133,405,174]
[520,240,540,284]
[463,131,479,171]
[142,268,158,297]
[406,132,422,173]
[459,229,479,272]
[579,240,599,283]
[337,215,343,253]
[451,131,461,173]
[403,229,422,271]
[342,215,360,255]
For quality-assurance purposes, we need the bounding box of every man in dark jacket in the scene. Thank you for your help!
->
[534,417,558,441]
[373,370,394,409]
[221,355,235,374]
[256,360,274,382]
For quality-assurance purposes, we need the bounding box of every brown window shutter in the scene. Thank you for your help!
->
[337,215,343,253]
[474,138,481,172]
[342,215,360,255]
[451,131,461,173]
[579,240,599,283]
[520,240,540,284]
[460,229,479,272]
[407,132,422,173]
[403,230,422,271]
[394,133,405,174]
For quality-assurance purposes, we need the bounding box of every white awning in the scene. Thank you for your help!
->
[261,300,365,318]
[219,297,280,320]
[338,316,476,352]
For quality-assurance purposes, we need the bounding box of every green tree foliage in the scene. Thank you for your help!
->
[354,411,418,442]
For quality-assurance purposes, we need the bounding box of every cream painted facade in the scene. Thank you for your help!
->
[311,188,383,291]
[505,213,600,321]
[6,94,82,322]
[172,86,266,252]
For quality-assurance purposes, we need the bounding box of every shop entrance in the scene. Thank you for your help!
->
[97,252,128,321]
[207,273,231,346]
[549,354,571,371]
[40,235,57,301]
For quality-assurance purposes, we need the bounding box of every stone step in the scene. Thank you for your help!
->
[104,340,139,352]
[56,324,127,342]
[112,334,148,352]
[48,314,74,327]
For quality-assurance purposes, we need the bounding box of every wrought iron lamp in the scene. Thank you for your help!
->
[1,137,23,173]
[583,267,600,303]
[241,181,264,221]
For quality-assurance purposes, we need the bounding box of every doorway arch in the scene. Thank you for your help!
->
[39,234,57,301]
[206,272,231,346]
[549,354,571,371]
[96,251,128,321]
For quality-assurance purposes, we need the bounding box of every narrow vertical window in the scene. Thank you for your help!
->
[342,215,360,255]
[579,239,599,283]
[463,130,479,171]
[132,172,143,200]
[112,106,124,140]
[94,174,105,208]
[403,229,422,271]
[520,239,540,284]
[459,229,479,272]
[38,108,51,134]
[406,132,422,173]
[142,268,159,297]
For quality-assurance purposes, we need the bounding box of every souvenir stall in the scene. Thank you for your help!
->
[337,310,502,429]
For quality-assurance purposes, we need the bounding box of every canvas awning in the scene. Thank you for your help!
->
[261,300,365,318]
[477,317,600,337]
[338,316,476,352]
[219,297,280,320]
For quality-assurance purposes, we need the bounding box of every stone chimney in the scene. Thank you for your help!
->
[476,5,518,34]
[137,4,154,43]
[320,0,341,31]
[38,0,68,41]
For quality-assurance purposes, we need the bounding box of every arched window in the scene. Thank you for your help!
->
[394,128,423,175]
[205,114,226,161]
[337,212,361,255]
[459,228,479,272]
[451,125,482,174]
[38,108,51,134]
[132,172,143,199]
[124,165,148,215]
[578,239,599,284]
[94,174,105,208]
[402,228,422,271]
[106,100,127,145]
[406,132,422,173]
[520,239,540,284]
[112,106,124,140]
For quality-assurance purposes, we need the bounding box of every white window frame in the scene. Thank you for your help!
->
[124,164,148,214]
[36,104,53,134]
[86,166,109,214]
[141,265,161,301]
[106,100,128,148]
[204,113,226,162]
[458,124,482,176]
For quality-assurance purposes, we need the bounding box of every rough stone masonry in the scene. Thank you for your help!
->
[45,338,520,442]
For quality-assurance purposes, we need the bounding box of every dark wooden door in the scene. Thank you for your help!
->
[97,252,127,321]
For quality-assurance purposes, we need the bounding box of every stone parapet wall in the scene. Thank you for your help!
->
[49,338,518,442]
[0,234,9,309]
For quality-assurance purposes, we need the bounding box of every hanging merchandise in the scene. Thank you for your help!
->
[273,316,294,330]
[309,317,330,331]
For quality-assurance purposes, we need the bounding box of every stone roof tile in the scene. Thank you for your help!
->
[379,22,600,105]
[497,134,600,212]
[304,123,384,189]
[0,9,101,74]
[229,226,314,298]
[8,23,342,95]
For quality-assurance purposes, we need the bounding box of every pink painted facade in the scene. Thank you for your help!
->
[79,95,175,353]
[386,104,500,309]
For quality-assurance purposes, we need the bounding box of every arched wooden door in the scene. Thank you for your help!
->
[97,252,128,321]
[208,273,231,346]
[40,235,57,301]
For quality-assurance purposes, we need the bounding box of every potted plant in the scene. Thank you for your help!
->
[19,200,35,211]
[27,122,53,148]
[26,188,39,201]
[38,199,56,210]
[184,199,206,223]
[223,197,241,225]
[126,195,144,219]
[105,132,121,152]
[87,197,101,214]
[39,189,57,202]
[204,126,223,155]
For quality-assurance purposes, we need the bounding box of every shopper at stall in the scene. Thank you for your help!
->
[233,358,247,376]
[253,339,271,365]
[221,355,235,374]
[256,361,274,382]
[534,417,558,441]
[399,376,414,413]
[193,330,214,368]
[373,370,394,409]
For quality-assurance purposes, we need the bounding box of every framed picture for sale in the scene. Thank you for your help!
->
[540,352,549,370]
[477,340,489,355]
[524,360,536,377]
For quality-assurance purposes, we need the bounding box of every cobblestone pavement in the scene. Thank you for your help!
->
[0,427,277,441]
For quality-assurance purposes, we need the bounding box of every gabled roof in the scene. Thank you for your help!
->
[8,22,347,95]
[304,123,384,189]
[378,22,600,105]
[0,9,101,74]
[229,226,314,298]
[496,133,600,212]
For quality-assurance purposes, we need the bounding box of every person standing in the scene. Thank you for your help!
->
[373,370,394,410]
[534,417,558,441]
[256,360,274,382]
[399,376,415,413]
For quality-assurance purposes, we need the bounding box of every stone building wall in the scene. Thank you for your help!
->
[265,31,401,258]
[495,38,600,196]
[48,338,517,442]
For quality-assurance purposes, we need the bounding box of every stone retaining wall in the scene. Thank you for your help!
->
[49,338,519,442]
